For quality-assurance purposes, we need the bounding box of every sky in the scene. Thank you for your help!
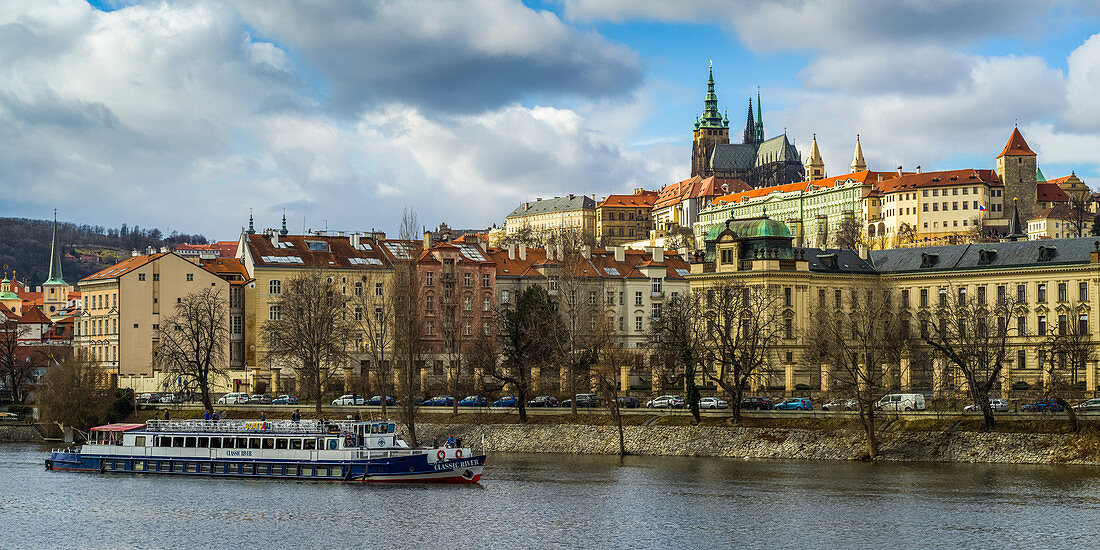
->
[3,0,1100,240]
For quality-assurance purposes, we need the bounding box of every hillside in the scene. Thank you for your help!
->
[0,217,208,287]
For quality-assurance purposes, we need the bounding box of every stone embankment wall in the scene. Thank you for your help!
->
[0,423,43,442]
[417,423,1100,465]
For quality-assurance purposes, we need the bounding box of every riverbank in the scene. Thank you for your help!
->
[0,423,43,442]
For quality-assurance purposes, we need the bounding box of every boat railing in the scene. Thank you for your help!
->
[145,419,362,434]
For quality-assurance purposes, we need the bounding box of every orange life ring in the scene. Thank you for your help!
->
[344,434,354,447]
[455,449,463,459]
[437,450,446,460]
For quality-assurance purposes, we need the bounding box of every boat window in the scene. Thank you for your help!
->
[173,436,184,447]
[388,423,396,433]
[186,463,197,473]
[236,437,248,449]
[249,438,261,449]
[316,466,327,476]
[210,437,221,449]
[370,424,378,434]
[227,463,239,474]
[301,466,313,476]
[276,438,288,450]
[327,438,338,450]
[290,439,302,450]
[135,436,146,446]
[134,461,144,471]
[242,464,254,474]
[222,437,234,449]
[304,439,316,450]
[214,464,225,474]
[262,438,274,450]
[200,463,211,473]
[256,464,268,475]
[172,462,184,472]
[185,437,196,448]
[197,437,208,448]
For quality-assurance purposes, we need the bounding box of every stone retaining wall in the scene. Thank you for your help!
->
[416,423,1100,465]
[0,423,43,442]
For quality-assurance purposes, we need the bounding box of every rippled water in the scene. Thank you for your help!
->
[3,443,1099,548]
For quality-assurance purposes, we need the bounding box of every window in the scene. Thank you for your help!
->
[834,289,841,309]
[354,307,363,321]
[976,286,985,305]
[269,280,281,295]
[784,318,793,338]
[501,290,510,304]
[425,295,434,311]
[483,297,491,311]
[464,273,472,287]
[819,289,826,307]
[619,292,624,305]
[1080,314,1088,334]
[635,291,643,306]
[937,288,947,307]
[618,317,624,331]
[651,278,663,293]
[186,273,194,281]
[635,316,643,332]
[901,289,909,308]
[482,274,491,288]
[231,315,242,335]
[784,287,792,307]
[426,272,434,287]
[1017,284,1026,303]
[651,303,661,322]
[1058,283,1067,302]
[548,276,558,291]
[464,322,471,336]
[152,273,159,281]
[957,288,966,305]
[426,321,434,336]
[463,297,472,311]
[923,204,929,212]
[138,273,146,281]
[1080,281,1088,301]
[1037,283,1046,303]
[1038,315,1047,336]
[354,282,363,296]
[269,305,281,321]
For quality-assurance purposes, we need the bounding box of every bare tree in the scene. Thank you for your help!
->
[921,286,1019,432]
[805,281,909,458]
[896,222,917,247]
[355,270,394,415]
[1066,195,1092,238]
[154,288,229,413]
[1039,311,1093,432]
[492,284,561,422]
[37,351,112,432]
[0,320,34,404]
[392,208,424,445]
[264,270,357,415]
[547,229,606,414]
[592,345,639,456]
[648,291,705,423]
[700,282,784,423]
[833,215,863,250]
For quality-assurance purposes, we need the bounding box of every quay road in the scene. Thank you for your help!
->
[153,402,1093,422]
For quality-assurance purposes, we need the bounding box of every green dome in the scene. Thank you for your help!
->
[728,217,791,239]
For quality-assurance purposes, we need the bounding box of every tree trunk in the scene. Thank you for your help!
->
[979,400,995,432]
[732,387,744,424]
[1053,397,1080,433]
[380,362,388,416]
[859,408,879,459]
[686,371,701,424]
[314,367,323,416]
[518,394,528,423]
[615,404,626,456]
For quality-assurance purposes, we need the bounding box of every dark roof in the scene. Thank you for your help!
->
[506,195,595,218]
[245,233,393,269]
[755,134,799,164]
[711,143,757,171]
[798,248,877,274]
[869,237,1096,273]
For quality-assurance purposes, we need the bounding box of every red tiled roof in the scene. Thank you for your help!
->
[714,170,895,205]
[598,190,659,209]
[82,253,171,282]
[488,246,691,281]
[1029,205,1074,221]
[998,127,1036,157]
[198,258,252,285]
[654,176,750,210]
[1036,183,1069,203]
[872,169,1000,194]
[18,306,51,325]
[214,241,238,257]
[244,234,396,269]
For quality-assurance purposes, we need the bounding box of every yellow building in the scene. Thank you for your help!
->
[689,215,1100,398]
[75,252,233,391]
[504,194,596,240]
[596,189,658,245]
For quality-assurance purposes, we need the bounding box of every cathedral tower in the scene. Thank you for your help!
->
[754,89,764,143]
[806,134,825,180]
[850,135,866,172]
[995,126,1038,218]
[691,64,729,177]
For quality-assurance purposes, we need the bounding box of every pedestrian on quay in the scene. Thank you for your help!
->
[354,410,361,422]
[163,409,170,421]
[212,410,220,422]
[291,409,300,422]
[259,411,267,421]
[203,411,210,421]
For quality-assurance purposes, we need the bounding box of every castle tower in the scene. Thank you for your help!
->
[690,63,730,177]
[806,134,825,180]
[743,99,756,145]
[42,210,69,318]
[995,126,1038,218]
[851,135,867,172]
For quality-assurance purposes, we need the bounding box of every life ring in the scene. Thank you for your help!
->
[437,450,446,460]
[455,449,463,459]
[344,434,354,447]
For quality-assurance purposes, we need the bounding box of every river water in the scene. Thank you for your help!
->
[2,443,1098,548]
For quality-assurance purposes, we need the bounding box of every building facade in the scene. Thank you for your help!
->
[504,194,596,240]
[596,189,659,245]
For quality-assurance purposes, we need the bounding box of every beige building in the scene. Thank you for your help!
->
[75,252,234,391]
[504,195,596,240]
[596,189,658,245]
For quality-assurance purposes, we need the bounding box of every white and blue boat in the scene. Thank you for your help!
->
[46,419,485,483]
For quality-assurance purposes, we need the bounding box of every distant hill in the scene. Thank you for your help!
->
[0,217,208,287]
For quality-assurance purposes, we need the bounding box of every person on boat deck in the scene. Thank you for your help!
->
[203,411,210,421]
[291,409,300,422]
[354,411,361,422]
[446,435,455,448]
[259,411,267,421]
[163,409,170,421]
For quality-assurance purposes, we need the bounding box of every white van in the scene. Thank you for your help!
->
[217,392,250,405]
[876,393,926,411]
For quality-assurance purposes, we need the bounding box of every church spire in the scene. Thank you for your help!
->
[699,63,726,129]
[248,209,255,234]
[280,209,289,235]
[45,210,65,286]
[806,133,825,181]
[744,98,756,144]
[850,134,866,172]
[754,88,764,143]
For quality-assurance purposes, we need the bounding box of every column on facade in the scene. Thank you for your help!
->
[474,366,485,393]
[820,364,832,394]
[344,366,354,393]
[881,363,895,391]
[932,356,947,399]
[899,356,911,392]
[784,363,795,396]
[529,366,541,395]
[1088,360,1097,396]
[271,370,281,395]
[650,366,662,395]
[620,365,631,393]
[999,364,1012,396]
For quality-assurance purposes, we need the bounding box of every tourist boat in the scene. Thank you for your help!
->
[45,419,485,483]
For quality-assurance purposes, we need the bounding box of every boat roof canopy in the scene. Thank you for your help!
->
[91,423,145,432]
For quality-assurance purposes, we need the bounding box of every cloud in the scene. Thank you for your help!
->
[227,0,643,115]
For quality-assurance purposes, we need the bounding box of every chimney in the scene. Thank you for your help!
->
[423,231,432,250]
[581,245,591,259]
[677,247,689,260]
[916,165,922,174]
[132,250,140,257]
[878,174,883,182]
[349,232,360,249]
[858,243,870,260]
[897,166,903,176]
[612,246,625,262]
[568,194,574,200]
[556,243,564,261]
[507,242,515,260]
[649,247,664,263]
[523,202,530,211]
[518,243,527,261]
[268,230,279,248]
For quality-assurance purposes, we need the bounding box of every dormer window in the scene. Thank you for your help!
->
[978,249,996,266]
[1038,246,1056,262]
[920,253,939,268]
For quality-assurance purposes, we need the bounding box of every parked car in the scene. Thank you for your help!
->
[822,399,859,411]
[136,393,158,404]
[646,395,685,408]
[698,397,729,409]
[364,395,396,406]
[331,394,365,406]
[458,395,488,407]
[528,395,559,408]
[964,398,1009,413]
[492,396,519,408]
[271,395,298,405]
[1074,398,1100,412]
[217,392,250,405]
[875,393,926,412]
[562,394,601,408]
[249,394,272,404]
[740,396,773,410]
[1021,399,1065,412]
[774,398,813,411]
[158,394,182,404]
[615,396,641,409]
[421,396,455,407]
